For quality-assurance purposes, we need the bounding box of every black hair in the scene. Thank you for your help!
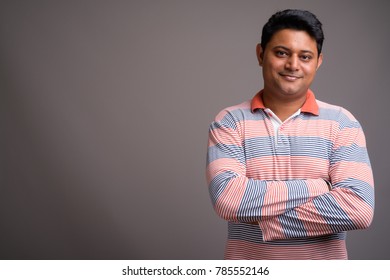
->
[261,9,324,55]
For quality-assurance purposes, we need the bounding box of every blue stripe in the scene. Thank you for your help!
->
[301,107,361,129]
[237,179,267,222]
[331,144,371,165]
[335,179,375,208]
[279,209,308,238]
[210,117,238,131]
[243,137,275,158]
[223,108,267,122]
[208,171,237,205]
[210,108,267,131]
[286,180,310,209]
[338,119,361,130]
[289,136,333,158]
[207,144,245,166]
[244,136,332,160]
[313,194,357,232]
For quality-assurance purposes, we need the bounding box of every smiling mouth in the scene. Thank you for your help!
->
[280,73,302,81]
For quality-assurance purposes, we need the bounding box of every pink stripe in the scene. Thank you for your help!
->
[246,156,329,180]
[206,158,244,185]
[333,127,366,149]
[282,119,338,139]
[214,101,251,122]
[215,176,248,221]
[259,217,286,240]
[261,181,288,219]
[208,127,243,147]
[330,162,374,186]
[295,201,333,236]
[242,120,273,137]
[331,188,374,228]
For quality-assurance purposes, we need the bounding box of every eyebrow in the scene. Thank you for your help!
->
[272,45,315,55]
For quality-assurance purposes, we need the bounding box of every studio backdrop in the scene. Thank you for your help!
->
[1,0,389,259]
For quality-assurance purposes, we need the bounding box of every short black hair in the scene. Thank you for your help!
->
[261,9,324,55]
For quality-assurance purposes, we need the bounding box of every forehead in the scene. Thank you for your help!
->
[268,29,317,52]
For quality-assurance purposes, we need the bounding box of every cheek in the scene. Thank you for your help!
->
[303,64,318,76]
[265,64,282,77]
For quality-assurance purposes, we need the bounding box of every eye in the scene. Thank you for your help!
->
[300,54,313,61]
[275,50,288,57]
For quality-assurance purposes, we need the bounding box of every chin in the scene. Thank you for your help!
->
[279,89,307,98]
[280,89,301,95]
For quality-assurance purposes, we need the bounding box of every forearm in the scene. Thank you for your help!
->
[208,169,330,222]
[259,166,374,241]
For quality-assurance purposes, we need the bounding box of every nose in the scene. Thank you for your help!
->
[286,55,299,71]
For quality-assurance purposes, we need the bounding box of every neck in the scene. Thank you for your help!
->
[262,91,307,122]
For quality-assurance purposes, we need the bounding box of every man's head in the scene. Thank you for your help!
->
[261,9,324,55]
[256,9,324,104]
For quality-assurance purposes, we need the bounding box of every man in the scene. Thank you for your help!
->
[206,9,374,259]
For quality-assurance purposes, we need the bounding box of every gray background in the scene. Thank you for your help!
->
[1,0,389,259]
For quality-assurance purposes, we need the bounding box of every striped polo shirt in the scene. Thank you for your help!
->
[206,90,374,259]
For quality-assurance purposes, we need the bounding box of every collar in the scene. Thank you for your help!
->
[250,89,319,115]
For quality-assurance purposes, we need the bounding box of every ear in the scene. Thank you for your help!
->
[316,53,323,70]
[256,44,264,66]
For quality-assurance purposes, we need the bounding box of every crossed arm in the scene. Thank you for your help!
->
[206,115,374,241]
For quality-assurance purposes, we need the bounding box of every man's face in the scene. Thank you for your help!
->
[257,29,323,100]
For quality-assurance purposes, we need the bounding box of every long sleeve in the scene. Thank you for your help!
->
[258,114,375,241]
[206,110,330,223]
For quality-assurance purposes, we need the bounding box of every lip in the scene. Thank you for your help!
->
[280,73,302,81]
